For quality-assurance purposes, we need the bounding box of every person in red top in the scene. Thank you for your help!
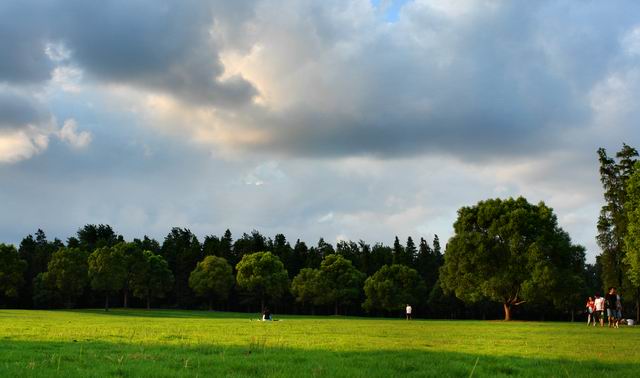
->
[585,297,596,326]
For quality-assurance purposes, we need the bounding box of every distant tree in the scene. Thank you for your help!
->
[369,243,393,275]
[131,251,174,309]
[405,237,417,267]
[290,268,322,313]
[44,247,89,307]
[18,229,59,307]
[316,254,366,315]
[316,238,335,259]
[189,256,234,310]
[597,145,638,291]
[0,244,27,301]
[202,235,221,257]
[161,228,201,307]
[236,252,289,311]
[271,234,293,276]
[363,264,426,314]
[392,236,404,265]
[114,242,146,308]
[220,229,234,263]
[133,236,161,255]
[440,197,586,320]
[624,161,640,320]
[32,272,62,308]
[77,224,121,252]
[88,246,128,311]
[290,239,309,276]
[415,237,441,292]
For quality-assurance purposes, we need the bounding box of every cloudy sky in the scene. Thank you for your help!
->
[2,0,639,261]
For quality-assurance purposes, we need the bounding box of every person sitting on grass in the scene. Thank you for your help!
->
[262,307,272,321]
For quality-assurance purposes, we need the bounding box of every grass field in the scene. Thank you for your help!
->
[1,310,639,377]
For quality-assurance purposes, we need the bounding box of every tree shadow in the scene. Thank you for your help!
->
[0,339,637,377]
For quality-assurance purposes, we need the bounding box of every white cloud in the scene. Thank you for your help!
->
[0,127,49,163]
[57,119,92,149]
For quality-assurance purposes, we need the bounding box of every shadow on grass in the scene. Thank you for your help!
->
[0,339,636,377]
[69,309,258,320]
[66,309,399,322]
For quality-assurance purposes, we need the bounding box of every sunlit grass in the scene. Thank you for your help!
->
[1,309,639,376]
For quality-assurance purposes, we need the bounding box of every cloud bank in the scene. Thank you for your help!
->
[2,0,640,260]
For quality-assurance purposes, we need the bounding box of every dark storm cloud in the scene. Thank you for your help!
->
[0,0,258,107]
[0,90,48,130]
[229,0,639,159]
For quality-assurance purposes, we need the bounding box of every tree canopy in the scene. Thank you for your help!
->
[363,264,426,313]
[439,197,585,320]
[235,251,289,310]
[0,244,26,300]
[189,255,234,310]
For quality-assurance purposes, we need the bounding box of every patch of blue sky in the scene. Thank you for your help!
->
[371,0,411,22]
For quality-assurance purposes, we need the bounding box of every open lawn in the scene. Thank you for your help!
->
[0,309,639,377]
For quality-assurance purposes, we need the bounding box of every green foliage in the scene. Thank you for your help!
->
[189,256,234,309]
[0,244,26,299]
[290,268,322,307]
[597,145,638,291]
[43,247,89,306]
[363,264,426,312]
[316,254,365,314]
[624,161,640,287]
[88,247,127,292]
[236,251,289,308]
[161,228,202,307]
[131,251,174,309]
[439,197,585,320]
[88,245,128,310]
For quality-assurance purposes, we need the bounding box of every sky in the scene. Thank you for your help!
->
[1,0,639,262]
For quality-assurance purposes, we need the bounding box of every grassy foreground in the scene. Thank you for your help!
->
[0,310,639,377]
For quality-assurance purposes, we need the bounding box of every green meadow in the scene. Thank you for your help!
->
[1,310,639,377]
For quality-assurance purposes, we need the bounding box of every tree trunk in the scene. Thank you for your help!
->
[146,296,151,310]
[503,302,511,321]
[105,294,109,312]
[334,301,338,316]
[570,309,575,322]
[123,289,128,308]
[261,296,265,312]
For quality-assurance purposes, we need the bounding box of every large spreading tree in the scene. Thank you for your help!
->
[440,197,585,320]
[363,264,426,314]
[236,251,289,311]
[88,246,127,311]
[316,254,365,315]
[44,247,90,307]
[189,255,234,310]
[131,251,174,309]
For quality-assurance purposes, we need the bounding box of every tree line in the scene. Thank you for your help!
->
[1,144,638,321]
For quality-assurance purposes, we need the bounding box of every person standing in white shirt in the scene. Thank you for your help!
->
[406,304,412,320]
[594,293,605,327]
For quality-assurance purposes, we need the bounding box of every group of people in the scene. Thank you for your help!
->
[585,287,624,328]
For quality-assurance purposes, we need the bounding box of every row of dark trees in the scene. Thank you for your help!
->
[2,144,638,320]
[0,226,449,316]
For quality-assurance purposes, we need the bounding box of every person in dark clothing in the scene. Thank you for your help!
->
[262,307,272,321]
[605,287,617,328]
